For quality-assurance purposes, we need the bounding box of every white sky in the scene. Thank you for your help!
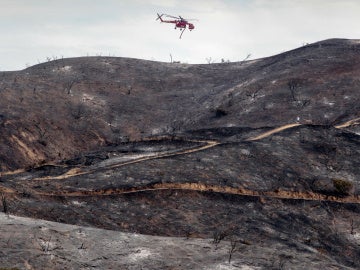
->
[0,0,359,70]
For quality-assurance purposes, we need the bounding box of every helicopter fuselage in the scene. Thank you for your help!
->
[175,21,194,30]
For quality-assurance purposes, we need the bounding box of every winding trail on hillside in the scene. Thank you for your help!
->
[245,123,302,141]
[30,122,305,181]
[37,182,360,204]
[334,117,360,129]
[1,118,360,204]
[31,139,219,181]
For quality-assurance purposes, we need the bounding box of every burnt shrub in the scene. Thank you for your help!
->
[332,179,353,196]
[1,193,8,214]
[214,107,228,118]
[312,143,336,155]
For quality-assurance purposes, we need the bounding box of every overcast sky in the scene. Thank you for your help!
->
[0,0,359,70]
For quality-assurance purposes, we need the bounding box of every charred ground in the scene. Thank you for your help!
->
[1,39,360,269]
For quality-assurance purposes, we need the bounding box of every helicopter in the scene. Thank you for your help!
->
[156,13,196,39]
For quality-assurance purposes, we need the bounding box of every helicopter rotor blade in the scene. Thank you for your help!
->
[156,13,163,21]
[164,14,180,19]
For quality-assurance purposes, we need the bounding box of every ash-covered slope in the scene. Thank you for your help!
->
[1,212,356,270]
[1,39,360,269]
[0,38,359,171]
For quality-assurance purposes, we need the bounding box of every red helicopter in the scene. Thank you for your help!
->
[156,13,196,39]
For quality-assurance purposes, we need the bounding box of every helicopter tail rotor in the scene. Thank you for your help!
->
[156,13,164,21]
